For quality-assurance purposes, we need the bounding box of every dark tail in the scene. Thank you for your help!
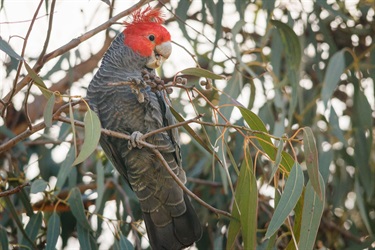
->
[143,193,202,250]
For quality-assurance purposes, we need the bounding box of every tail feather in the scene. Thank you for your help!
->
[143,193,202,250]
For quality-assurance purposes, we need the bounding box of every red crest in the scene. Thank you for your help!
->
[124,7,165,26]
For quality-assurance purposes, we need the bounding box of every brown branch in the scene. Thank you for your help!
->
[56,113,231,218]
[140,114,204,140]
[2,0,44,116]
[187,177,223,187]
[0,100,82,153]
[0,182,30,197]
[0,0,150,113]
[35,0,57,66]
[151,148,232,218]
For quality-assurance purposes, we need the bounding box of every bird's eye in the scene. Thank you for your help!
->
[148,35,155,41]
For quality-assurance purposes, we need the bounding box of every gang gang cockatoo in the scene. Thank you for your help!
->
[87,7,202,249]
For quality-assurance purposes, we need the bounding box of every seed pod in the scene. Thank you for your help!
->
[149,82,157,88]
[154,76,162,84]
[200,80,207,86]
[176,77,183,84]
[143,74,150,80]
[166,87,173,94]
[182,78,188,85]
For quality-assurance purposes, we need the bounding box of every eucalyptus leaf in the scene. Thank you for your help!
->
[298,175,325,249]
[73,108,101,165]
[68,187,91,231]
[265,163,304,238]
[0,37,23,60]
[30,179,48,194]
[180,67,225,80]
[46,212,61,250]
[302,127,322,199]
[43,93,56,127]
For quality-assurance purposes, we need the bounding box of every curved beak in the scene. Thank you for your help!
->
[146,41,172,69]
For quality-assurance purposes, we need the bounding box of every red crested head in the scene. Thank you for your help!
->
[123,7,171,62]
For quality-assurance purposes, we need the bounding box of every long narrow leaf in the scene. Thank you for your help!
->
[265,163,304,238]
[0,226,9,250]
[22,212,42,248]
[24,62,52,98]
[46,212,61,250]
[73,109,101,165]
[55,147,75,194]
[302,127,322,199]
[77,223,97,250]
[298,175,325,249]
[180,67,225,80]
[237,106,294,172]
[30,179,48,194]
[0,37,23,60]
[321,50,346,108]
[43,93,56,127]
[68,187,91,231]
[226,155,257,249]
[170,107,224,168]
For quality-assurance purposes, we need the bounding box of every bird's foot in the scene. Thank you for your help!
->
[128,77,147,103]
[128,131,144,149]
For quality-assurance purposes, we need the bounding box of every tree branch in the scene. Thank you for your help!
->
[0,0,150,113]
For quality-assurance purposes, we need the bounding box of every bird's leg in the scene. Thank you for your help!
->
[127,77,147,103]
[128,131,144,149]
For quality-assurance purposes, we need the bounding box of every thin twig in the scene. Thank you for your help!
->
[151,148,232,218]
[140,114,204,140]
[187,177,223,187]
[0,0,150,112]
[35,0,57,66]
[0,182,30,197]
[2,0,44,116]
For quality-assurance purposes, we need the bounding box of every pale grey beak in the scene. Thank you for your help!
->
[146,41,172,69]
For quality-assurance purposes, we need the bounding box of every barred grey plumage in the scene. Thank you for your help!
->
[87,31,202,249]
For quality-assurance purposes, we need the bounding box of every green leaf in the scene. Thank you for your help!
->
[180,67,225,80]
[119,233,134,249]
[46,212,61,250]
[22,212,43,248]
[268,140,284,184]
[94,161,105,214]
[329,106,348,147]
[0,225,9,250]
[265,162,304,238]
[227,154,257,249]
[44,93,56,127]
[298,175,325,249]
[24,62,52,98]
[355,175,374,235]
[321,50,346,108]
[55,147,75,194]
[302,127,322,199]
[170,107,224,168]
[0,37,23,60]
[73,109,101,165]
[68,187,91,231]
[237,106,295,172]
[77,223,97,250]
[30,179,48,194]
[271,20,301,68]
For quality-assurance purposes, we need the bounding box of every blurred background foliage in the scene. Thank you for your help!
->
[0,0,374,249]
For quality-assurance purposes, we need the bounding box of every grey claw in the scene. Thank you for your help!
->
[128,131,144,149]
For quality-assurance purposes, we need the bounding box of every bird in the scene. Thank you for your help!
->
[86,7,202,249]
